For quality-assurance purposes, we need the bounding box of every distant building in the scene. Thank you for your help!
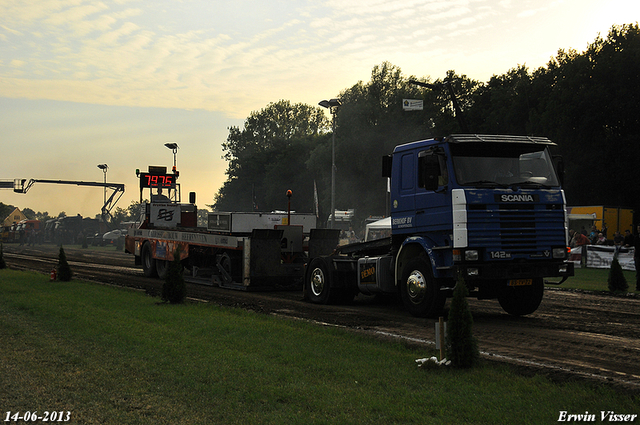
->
[2,207,27,227]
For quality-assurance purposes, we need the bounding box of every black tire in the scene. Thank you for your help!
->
[305,257,332,304]
[400,257,445,318]
[141,242,158,278]
[156,258,169,280]
[498,278,544,316]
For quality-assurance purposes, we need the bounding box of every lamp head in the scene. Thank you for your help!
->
[318,98,341,109]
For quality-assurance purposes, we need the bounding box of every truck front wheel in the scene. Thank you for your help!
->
[400,257,445,318]
[305,257,332,304]
[498,278,544,316]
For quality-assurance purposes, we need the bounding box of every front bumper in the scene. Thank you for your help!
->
[455,260,574,281]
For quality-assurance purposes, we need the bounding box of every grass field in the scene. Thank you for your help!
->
[0,269,638,424]
[556,267,639,293]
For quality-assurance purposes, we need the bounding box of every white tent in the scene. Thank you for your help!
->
[364,216,391,241]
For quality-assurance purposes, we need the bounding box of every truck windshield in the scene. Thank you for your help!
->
[451,143,560,188]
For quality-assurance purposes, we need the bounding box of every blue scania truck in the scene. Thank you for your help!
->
[304,134,574,317]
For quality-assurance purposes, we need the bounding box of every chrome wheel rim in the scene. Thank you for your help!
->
[406,270,427,305]
[310,268,325,297]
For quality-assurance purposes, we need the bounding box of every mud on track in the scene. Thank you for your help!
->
[4,243,640,393]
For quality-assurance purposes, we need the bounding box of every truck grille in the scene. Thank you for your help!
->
[466,203,566,256]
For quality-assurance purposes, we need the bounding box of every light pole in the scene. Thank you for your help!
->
[164,142,179,172]
[97,164,108,204]
[318,98,341,229]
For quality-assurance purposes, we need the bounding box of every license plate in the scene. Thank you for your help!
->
[507,279,533,287]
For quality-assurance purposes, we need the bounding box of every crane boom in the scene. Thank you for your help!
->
[9,178,125,226]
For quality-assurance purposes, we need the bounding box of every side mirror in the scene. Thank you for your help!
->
[381,155,392,178]
[552,155,565,186]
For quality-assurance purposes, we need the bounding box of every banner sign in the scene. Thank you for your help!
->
[569,245,636,271]
[402,99,423,111]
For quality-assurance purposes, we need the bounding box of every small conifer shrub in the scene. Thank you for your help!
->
[57,246,73,281]
[446,276,479,368]
[162,249,186,304]
[608,257,628,293]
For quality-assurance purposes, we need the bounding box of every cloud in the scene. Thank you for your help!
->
[44,2,110,27]
[323,0,444,16]
[0,0,425,117]
[1,24,22,35]
[0,0,624,120]
[517,9,539,18]
[96,21,140,44]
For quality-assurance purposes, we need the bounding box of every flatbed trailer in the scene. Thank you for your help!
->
[124,167,339,289]
[126,224,339,290]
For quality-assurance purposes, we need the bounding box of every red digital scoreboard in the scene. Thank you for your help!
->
[139,172,176,189]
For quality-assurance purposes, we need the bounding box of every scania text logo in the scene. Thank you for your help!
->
[501,194,534,202]
[494,194,539,202]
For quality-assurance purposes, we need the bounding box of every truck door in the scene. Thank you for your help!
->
[414,148,451,235]
[394,152,416,215]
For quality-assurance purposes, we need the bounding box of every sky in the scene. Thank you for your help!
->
[1,0,638,220]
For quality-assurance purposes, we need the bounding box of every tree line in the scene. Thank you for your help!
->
[0,202,138,225]
[0,201,143,227]
[0,204,54,223]
[213,23,640,229]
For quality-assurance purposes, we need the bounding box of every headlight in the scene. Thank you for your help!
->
[466,267,479,276]
[453,249,480,262]
[465,250,479,261]
[552,247,567,259]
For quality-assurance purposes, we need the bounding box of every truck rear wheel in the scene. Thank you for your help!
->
[156,259,169,280]
[498,278,544,316]
[141,242,158,278]
[305,257,332,304]
[400,257,444,318]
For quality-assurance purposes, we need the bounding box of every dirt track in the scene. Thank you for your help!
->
[3,243,640,393]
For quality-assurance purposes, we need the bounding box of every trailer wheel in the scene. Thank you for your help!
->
[498,278,544,316]
[400,257,444,318]
[305,257,332,304]
[141,242,158,278]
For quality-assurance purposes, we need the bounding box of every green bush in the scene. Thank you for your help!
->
[607,257,628,293]
[162,249,186,304]
[57,246,73,282]
[446,277,479,368]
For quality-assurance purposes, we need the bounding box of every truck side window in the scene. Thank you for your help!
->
[418,150,447,191]
[401,153,415,190]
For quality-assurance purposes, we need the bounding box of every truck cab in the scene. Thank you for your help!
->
[305,134,574,317]
[387,134,573,315]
